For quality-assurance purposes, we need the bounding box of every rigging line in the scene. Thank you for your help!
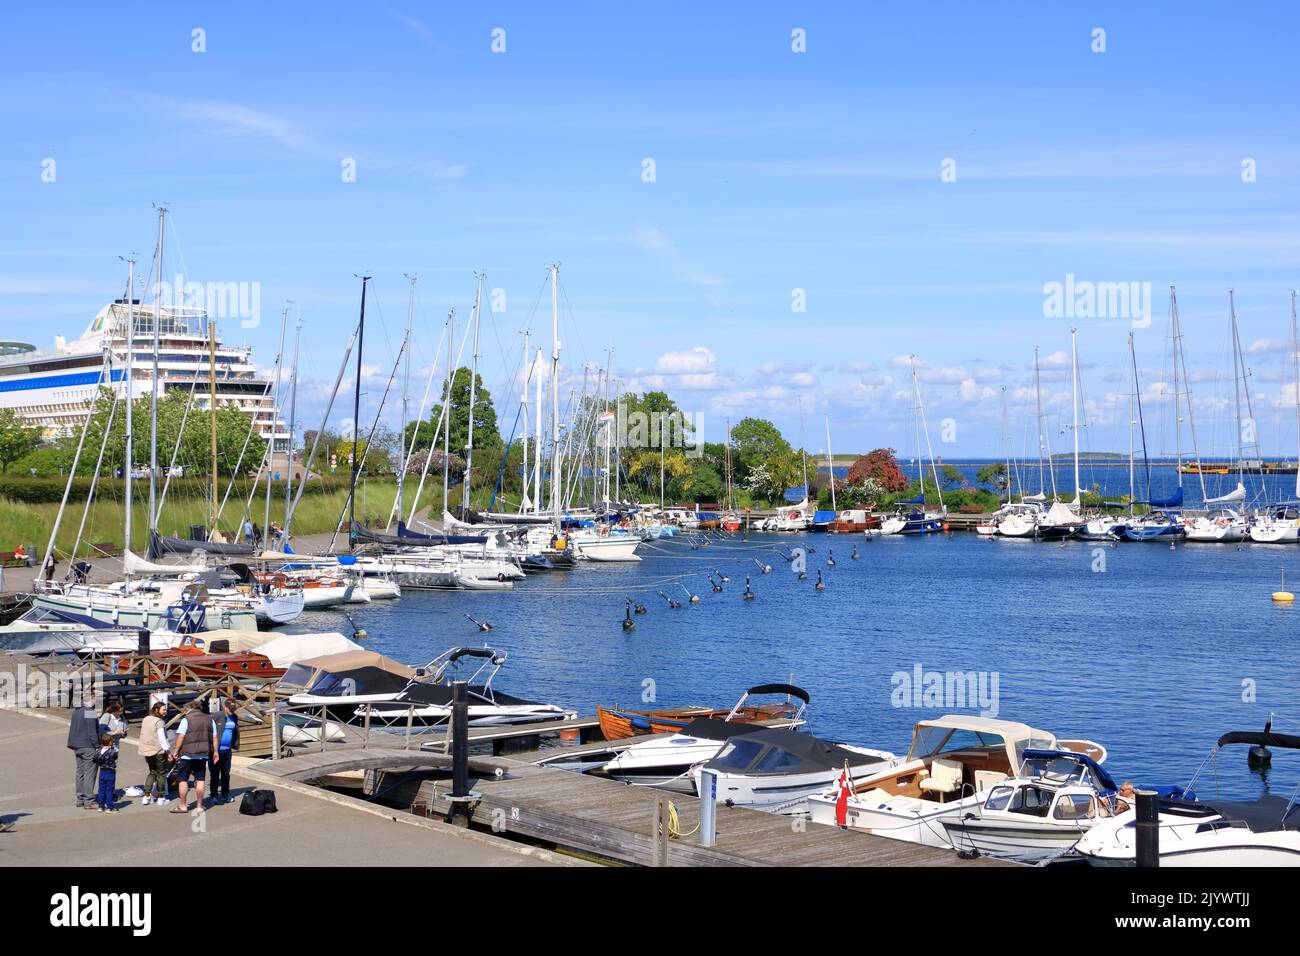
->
[407,304,475,525]
[71,394,121,561]
[329,338,409,547]
[387,320,448,530]
[154,373,201,519]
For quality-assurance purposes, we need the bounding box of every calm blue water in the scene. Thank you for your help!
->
[820,460,1300,509]
[291,531,1300,799]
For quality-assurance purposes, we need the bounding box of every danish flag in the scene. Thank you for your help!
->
[835,763,853,828]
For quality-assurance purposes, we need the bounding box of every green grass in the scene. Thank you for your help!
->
[0,477,497,554]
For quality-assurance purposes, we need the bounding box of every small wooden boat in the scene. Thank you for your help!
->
[111,634,285,679]
[596,683,808,741]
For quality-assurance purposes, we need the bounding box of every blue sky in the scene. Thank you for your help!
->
[2,2,1298,459]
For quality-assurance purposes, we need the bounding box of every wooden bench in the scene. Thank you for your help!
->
[957,504,984,513]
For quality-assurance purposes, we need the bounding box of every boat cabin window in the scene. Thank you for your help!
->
[1052,793,1098,821]
[712,738,766,772]
[984,783,1053,816]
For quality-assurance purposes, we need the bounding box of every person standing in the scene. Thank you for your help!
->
[66,687,100,809]
[243,519,254,545]
[209,699,240,804]
[99,699,127,746]
[138,700,171,806]
[92,733,119,812]
[168,701,218,813]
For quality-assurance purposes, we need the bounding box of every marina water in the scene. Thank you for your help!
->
[293,529,1300,800]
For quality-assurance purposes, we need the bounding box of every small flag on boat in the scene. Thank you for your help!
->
[835,762,852,828]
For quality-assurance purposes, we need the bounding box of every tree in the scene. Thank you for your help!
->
[940,464,965,490]
[406,366,501,462]
[976,462,1009,495]
[729,418,791,487]
[846,448,910,493]
[0,409,42,473]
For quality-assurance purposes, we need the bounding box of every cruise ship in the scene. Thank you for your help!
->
[0,299,286,449]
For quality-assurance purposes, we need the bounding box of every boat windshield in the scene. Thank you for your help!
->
[909,727,1007,761]
[1020,754,1088,786]
[712,738,767,772]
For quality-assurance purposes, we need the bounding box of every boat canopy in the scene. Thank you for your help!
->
[251,631,361,668]
[907,714,1057,763]
[1204,482,1247,505]
[812,510,836,523]
[1042,501,1083,525]
[148,530,254,559]
[349,521,486,547]
[783,485,808,502]
[1146,488,1184,508]
[281,649,414,696]
[1021,748,1118,793]
[123,549,208,576]
[746,683,810,704]
[898,494,924,506]
[707,726,890,776]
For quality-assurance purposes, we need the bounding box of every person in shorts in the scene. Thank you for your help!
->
[168,702,218,813]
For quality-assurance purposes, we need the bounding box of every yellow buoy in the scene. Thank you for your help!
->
[1273,569,1294,602]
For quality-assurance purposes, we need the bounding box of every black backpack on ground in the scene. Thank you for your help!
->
[238,789,278,816]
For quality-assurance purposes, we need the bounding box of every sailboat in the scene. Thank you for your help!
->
[1249,290,1300,543]
[1034,329,1085,540]
[878,357,946,535]
[1183,290,1250,541]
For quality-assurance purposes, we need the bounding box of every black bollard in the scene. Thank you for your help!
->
[451,680,469,803]
[1134,789,1160,867]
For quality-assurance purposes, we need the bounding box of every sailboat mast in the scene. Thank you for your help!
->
[208,316,218,535]
[1070,328,1081,504]
[284,310,301,530]
[442,307,455,515]
[148,206,165,535]
[1127,332,1137,512]
[1170,286,1207,502]
[533,347,543,512]
[549,264,561,522]
[1291,290,1299,499]
[264,304,288,539]
[1034,347,1055,498]
[123,258,135,556]
[349,276,370,547]
[520,331,530,511]
[463,273,484,517]
[603,349,613,512]
[910,358,923,492]
[797,395,809,502]
[398,275,416,523]
[824,415,836,512]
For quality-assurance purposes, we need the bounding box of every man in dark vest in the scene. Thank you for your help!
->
[168,701,219,813]
[66,685,100,809]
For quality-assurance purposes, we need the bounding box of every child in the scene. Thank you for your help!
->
[92,733,119,813]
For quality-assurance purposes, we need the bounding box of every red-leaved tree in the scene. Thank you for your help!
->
[846,448,910,493]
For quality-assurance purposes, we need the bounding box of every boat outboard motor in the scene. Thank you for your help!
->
[1249,716,1274,769]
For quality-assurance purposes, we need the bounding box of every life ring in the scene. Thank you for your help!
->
[497,572,505,582]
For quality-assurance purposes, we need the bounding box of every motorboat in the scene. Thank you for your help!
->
[940,749,1128,862]
[692,725,899,815]
[567,528,643,562]
[1075,729,1300,866]
[596,683,807,740]
[281,649,418,719]
[597,685,809,792]
[356,647,576,727]
[983,502,1041,538]
[806,715,1107,845]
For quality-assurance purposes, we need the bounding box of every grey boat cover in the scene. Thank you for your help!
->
[148,530,255,559]
[349,521,486,547]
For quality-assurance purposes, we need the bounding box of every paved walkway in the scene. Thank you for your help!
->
[0,708,563,867]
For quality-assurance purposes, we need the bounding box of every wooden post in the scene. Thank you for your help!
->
[1135,789,1160,867]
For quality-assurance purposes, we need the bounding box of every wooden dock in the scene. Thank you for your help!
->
[410,756,1009,867]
